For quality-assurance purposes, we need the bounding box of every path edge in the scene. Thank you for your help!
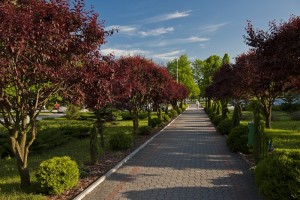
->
[73,109,186,200]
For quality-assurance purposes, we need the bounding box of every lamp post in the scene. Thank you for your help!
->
[176,58,178,83]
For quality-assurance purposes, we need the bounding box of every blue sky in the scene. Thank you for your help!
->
[85,0,300,63]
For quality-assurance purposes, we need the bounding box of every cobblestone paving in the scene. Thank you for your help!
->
[82,103,263,200]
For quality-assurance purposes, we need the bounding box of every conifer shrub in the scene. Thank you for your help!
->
[217,118,232,135]
[212,115,222,126]
[149,117,162,128]
[109,132,132,150]
[254,150,300,200]
[168,109,178,118]
[65,104,81,120]
[177,107,182,114]
[226,125,249,153]
[35,156,79,195]
[162,114,171,122]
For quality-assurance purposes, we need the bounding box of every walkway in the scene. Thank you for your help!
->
[80,103,263,200]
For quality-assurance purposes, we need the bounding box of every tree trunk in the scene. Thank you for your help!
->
[164,104,169,114]
[207,98,212,108]
[264,107,272,129]
[17,161,31,189]
[157,106,162,121]
[132,108,139,136]
[10,135,31,189]
[90,123,99,164]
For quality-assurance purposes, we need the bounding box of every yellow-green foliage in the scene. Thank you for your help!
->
[36,156,79,195]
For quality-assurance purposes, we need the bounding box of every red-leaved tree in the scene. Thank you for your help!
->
[0,0,108,187]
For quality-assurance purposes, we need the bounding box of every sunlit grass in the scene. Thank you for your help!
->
[0,113,151,199]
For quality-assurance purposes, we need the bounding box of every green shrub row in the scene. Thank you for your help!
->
[254,150,300,200]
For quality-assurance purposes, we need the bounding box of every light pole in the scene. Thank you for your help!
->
[176,58,178,83]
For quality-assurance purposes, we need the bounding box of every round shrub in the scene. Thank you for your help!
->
[177,107,182,114]
[138,126,152,135]
[162,114,171,122]
[254,150,300,200]
[217,118,232,135]
[109,132,132,150]
[35,156,79,195]
[226,125,249,153]
[168,109,178,118]
[121,111,132,120]
[65,104,81,120]
[149,117,162,128]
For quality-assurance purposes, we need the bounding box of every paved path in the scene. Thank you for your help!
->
[82,103,263,200]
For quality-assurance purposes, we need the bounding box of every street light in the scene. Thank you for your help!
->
[176,58,178,83]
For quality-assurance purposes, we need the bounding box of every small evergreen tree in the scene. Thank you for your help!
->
[232,104,240,128]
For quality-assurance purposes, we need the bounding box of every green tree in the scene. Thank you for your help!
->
[192,55,222,107]
[167,55,200,98]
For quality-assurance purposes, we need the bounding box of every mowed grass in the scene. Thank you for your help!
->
[236,109,300,150]
[0,114,150,200]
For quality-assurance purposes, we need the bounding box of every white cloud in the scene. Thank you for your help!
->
[101,48,149,57]
[106,25,138,35]
[201,22,230,33]
[153,36,210,47]
[139,27,175,36]
[146,10,192,23]
[152,50,184,60]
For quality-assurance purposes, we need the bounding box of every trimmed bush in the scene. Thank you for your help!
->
[168,109,178,118]
[138,112,148,119]
[138,126,152,135]
[109,132,132,150]
[217,118,232,135]
[211,115,222,126]
[226,125,249,153]
[177,107,182,114]
[254,150,300,200]
[162,114,171,122]
[149,117,162,128]
[65,104,81,120]
[35,156,79,195]
[121,111,132,120]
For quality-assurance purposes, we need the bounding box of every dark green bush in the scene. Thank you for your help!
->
[211,115,222,126]
[217,118,232,135]
[177,107,182,114]
[109,132,132,150]
[149,117,162,128]
[65,104,81,120]
[254,150,300,200]
[138,126,152,135]
[139,112,148,119]
[121,111,132,120]
[226,125,249,153]
[291,111,300,121]
[162,114,171,122]
[168,109,178,118]
[36,156,79,195]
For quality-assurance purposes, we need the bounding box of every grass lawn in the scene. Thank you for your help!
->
[236,109,300,150]
[0,113,151,200]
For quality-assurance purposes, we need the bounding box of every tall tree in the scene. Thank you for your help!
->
[0,0,108,187]
[116,55,157,135]
[244,18,300,128]
[193,55,222,107]
[167,55,200,98]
